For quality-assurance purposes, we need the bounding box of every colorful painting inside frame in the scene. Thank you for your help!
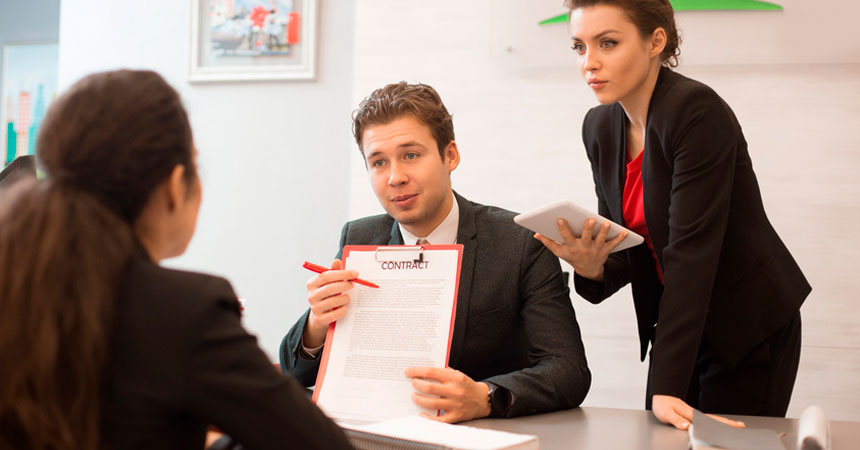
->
[190,0,317,82]
[2,42,58,167]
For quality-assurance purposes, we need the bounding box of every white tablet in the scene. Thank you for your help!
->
[514,199,644,253]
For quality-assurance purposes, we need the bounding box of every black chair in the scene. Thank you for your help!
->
[0,155,37,191]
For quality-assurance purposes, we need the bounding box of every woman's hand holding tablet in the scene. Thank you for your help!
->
[514,200,645,281]
[514,200,644,252]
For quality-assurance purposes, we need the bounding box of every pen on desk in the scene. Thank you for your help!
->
[302,261,380,289]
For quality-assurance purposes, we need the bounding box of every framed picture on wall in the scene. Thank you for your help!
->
[1,42,59,166]
[189,0,317,82]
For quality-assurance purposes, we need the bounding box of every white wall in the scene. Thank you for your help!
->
[0,0,60,73]
[350,0,860,420]
[58,0,356,360]
[489,0,860,69]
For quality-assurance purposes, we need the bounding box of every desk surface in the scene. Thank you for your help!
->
[465,406,859,450]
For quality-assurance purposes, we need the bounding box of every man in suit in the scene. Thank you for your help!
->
[281,82,590,422]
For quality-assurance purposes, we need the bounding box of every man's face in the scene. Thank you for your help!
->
[362,115,459,238]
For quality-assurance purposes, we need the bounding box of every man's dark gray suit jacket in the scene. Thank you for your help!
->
[280,192,591,417]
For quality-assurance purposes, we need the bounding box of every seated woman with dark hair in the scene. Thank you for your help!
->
[0,70,351,450]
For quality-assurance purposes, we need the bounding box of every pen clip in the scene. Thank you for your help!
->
[375,246,424,263]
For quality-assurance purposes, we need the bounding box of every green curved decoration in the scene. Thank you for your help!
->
[672,0,782,10]
[539,0,783,25]
[539,14,570,25]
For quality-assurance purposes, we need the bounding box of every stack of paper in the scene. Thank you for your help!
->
[341,415,538,450]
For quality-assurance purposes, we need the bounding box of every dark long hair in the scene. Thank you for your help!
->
[0,70,195,449]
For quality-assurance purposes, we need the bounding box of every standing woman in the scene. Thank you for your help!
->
[0,70,351,449]
[535,0,810,429]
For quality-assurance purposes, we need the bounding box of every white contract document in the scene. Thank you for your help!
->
[312,244,464,424]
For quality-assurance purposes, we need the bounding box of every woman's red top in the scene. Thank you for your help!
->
[622,149,664,284]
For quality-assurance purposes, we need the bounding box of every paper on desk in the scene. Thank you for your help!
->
[689,409,786,450]
[343,415,539,450]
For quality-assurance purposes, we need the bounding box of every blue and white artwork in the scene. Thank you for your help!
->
[2,43,59,166]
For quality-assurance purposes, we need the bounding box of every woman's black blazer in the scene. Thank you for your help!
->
[102,246,351,449]
[573,67,811,399]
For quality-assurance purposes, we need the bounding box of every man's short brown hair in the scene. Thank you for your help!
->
[352,82,455,159]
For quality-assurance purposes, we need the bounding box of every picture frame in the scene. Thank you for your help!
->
[1,42,58,166]
[189,0,317,82]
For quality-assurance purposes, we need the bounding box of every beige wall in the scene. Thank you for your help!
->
[348,0,860,420]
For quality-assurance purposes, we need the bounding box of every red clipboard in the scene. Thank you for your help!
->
[311,244,464,410]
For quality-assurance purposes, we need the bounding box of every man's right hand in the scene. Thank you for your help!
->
[302,259,357,348]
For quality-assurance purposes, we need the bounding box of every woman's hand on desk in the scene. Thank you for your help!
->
[652,394,745,430]
[405,367,492,423]
[303,259,358,348]
[534,218,626,281]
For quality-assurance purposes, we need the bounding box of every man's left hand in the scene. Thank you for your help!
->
[404,366,492,423]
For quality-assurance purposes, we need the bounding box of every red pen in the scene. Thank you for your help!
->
[302,261,380,289]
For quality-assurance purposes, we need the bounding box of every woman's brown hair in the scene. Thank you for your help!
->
[0,70,194,449]
[564,0,681,67]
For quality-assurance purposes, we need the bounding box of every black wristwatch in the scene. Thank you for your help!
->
[485,382,512,418]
